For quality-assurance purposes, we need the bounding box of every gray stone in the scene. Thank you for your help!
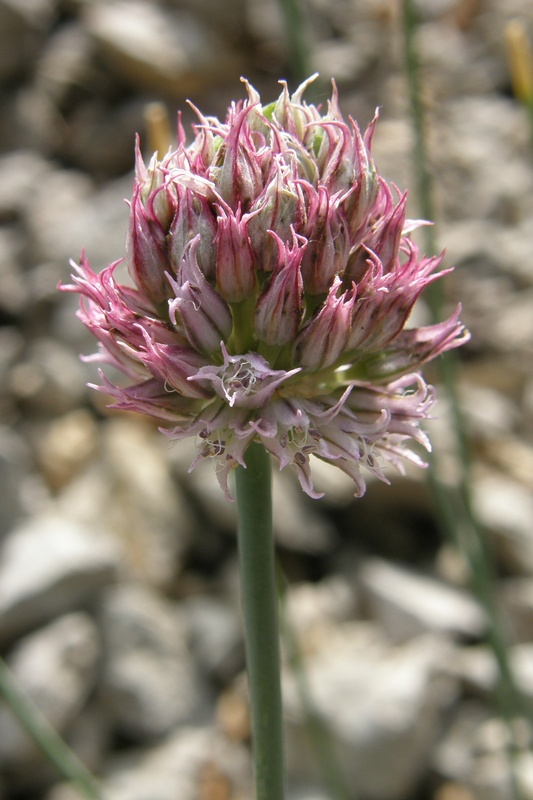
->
[0,426,30,539]
[459,384,519,439]
[284,624,457,800]
[500,578,533,643]
[98,584,209,740]
[0,612,100,767]
[33,409,99,493]
[33,21,94,108]
[285,576,358,638]
[178,0,248,45]
[358,557,487,643]
[443,642,533,702]
[25,167,130,268]
[55,458,192,590]
[98,724,252,800]
[0,513,119,645]
[99,417,196,586]
[472,472,533,574]
[0,0,57,85]
[0,150,53,220]
[0,226,26,316]
[8,337,91,416]
[436,96,532,224]
[84,2,240,98]
[183,595,243,683]
[433,701,533,800]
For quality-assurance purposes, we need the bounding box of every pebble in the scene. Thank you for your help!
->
[433,701,533,800]
[283,624,458,800]
[0,612,100,770]
[358,557,487,643]
[84,2,241,98]
[8,337,89,416]
[183,594,243,684]
[100,725,252,800]
[0,227,26,317]
[0,0,57,85]
[98,584,210,740]
[33,409,99,492]
[472,472,533,574]
[0,426,30,539]
[0,513,119,646]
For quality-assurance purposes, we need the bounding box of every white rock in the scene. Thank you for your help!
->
[102,418,196,585]
[35,409,99,492]
[443,642,533,701]
[0,150,53,217]
[0,513,119,645]
[284,575,358,641]
[97,724,252,800]
[0,612,100,766]
[0,226,26,316]
[500,578,533,642]
[358,557,487,642]
[459,383,519,439]
[25,168,130,269]
[183,595,243,683]
[8,337,88,415]
[84,2,239,98]
[55,417,197,587]
[0,0,56,83]
[284,624,457,800]
[0,426,29,539]
[433,701,533,800]
[472,473,533,574]
[98,584,209,739]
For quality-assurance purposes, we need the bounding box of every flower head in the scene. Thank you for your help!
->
[62,76,469,499]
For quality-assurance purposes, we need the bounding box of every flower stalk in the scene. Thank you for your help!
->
[235,443,285,800]
[0,658,103,800]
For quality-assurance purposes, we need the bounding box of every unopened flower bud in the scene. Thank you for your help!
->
[254,231,304,346]
[293,278,356,369]
[168,237,232,354]
[214,205,256,303]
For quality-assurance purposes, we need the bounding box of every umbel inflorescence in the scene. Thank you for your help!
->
[64,76,469,499]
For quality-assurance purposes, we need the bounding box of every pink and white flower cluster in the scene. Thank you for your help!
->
[64,76,469,499]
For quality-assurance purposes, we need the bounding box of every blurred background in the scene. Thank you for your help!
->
[1,0,533,798]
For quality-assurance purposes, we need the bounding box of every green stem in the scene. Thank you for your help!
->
[0,657,103,800]
[401,3,528,797]
[230,297,257,354]
[276,0,312,85]
[235,442,285,800]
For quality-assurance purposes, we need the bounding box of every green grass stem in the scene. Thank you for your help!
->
[401,2,529,797]
[235,442,286,800]
[0,657,103,800]
[276,0,313,85]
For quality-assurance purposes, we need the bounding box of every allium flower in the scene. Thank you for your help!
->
[63,76,469,499]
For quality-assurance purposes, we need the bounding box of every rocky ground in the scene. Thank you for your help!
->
[1,0,533,798]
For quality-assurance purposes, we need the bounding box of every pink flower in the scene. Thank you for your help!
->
[62,76,469,499]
